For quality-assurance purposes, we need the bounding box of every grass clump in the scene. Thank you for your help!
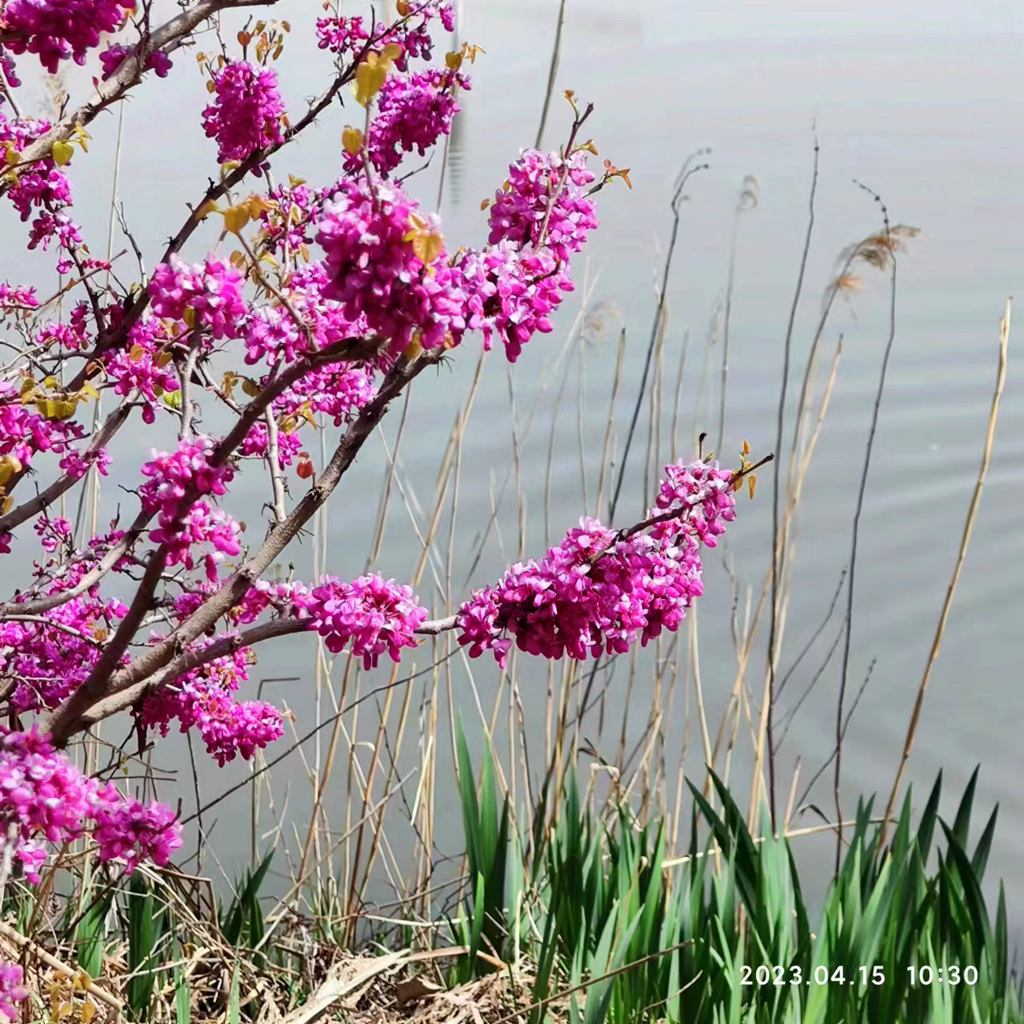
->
[449,739,1020,1024]
[0,746,1017,1023]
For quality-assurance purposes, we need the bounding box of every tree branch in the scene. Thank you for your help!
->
[0,403,132,533]
[1,0,280,179]
[44,349,430,743]
[0,509,149,618]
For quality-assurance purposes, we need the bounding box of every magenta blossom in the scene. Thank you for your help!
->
[99,42,173,80]
[148,255,246,341]
[456,460,736,667]
[308,574,427,669]
[488,148,598,262]
[0,962,26,1021]
[202,61,286,165]
[357,67,468,176]
[1,0,133,73]
[0,727,182,881]
[316,178,470,353]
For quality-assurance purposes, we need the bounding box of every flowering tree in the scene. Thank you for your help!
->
[0,0,757,1008]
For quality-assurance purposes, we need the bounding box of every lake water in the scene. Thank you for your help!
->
[2,0,1023,919]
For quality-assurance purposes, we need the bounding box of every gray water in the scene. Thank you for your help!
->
[2,0,1024,915]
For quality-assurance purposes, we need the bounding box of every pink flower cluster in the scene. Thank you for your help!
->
[0,280,37,310]
[358,68,467,176]
[35,301,89,351]
[456,243,574,363]
[241,265,366,367]
[91,798,182,873]
[99,42,173,80]
[0,113,81,271]
[315,2,454,66]
[202,61,286,165]
[0,379,86,471]
[167,503,242,580]
[139,436,232,516]
[456,460,736,668]
[276,151,597,365]
[235,577,313,623]
[138,647,283,766]
[240,420,303,468]
[257,178,326,257]
[276,362,376,426]
[195,689,283,764]
[2,592,128,712]
[139,436,240,576]
[0,727,182,881]
[315,13,368,55]
[383,1,456,68]
[0,0,133,73]
[0,963,25,1022]
[316,179,469,353]
[33,511,69,552]
[59,444,111,480]
[132,580,318,765]
[650,459,736,547]
[307,574,426,669]
[488,148,598,262]
[243,304,307,366]
[105,318,180,424]
[149,255,246,341]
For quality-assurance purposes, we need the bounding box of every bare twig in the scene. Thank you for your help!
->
[834,181,897,870]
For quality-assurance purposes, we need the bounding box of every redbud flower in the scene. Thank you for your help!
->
[1,0,133,73]
[380,1,455,67]
[139,437,239,574]
[241,421,303,467]
[488,149,598,262]
[59,445,111,480]
[148,255,246,341]
[307,574,426,669]
[202,61,286,165]
[0,281,38,310]
[316,179,468,353]
[651,459,736,548]
[0,114,81,270]
[0,379,87,470]
[275,362,376,426]
[456,460,735,667]
[0,962,26,1021]
[315,14,368,55]
[99,42,173,80]
[137,645,284,765]
[357,68,467,176]
[91,795,182,873]
[241,264,366,367]
[455,243,574,363]
[4,590,128,712]
[0,727,181,880]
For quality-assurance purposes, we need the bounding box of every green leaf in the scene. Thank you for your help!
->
[227,963,241,1024]
[75,881,112,980]
[174,956,191,1024]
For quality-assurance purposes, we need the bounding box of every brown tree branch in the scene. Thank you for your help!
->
[10,337,383,735]
[1,0,280,178]
[39,432,766,733]
[44,349,430,743]
[0,509,149,618]
[0,403,132,533]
